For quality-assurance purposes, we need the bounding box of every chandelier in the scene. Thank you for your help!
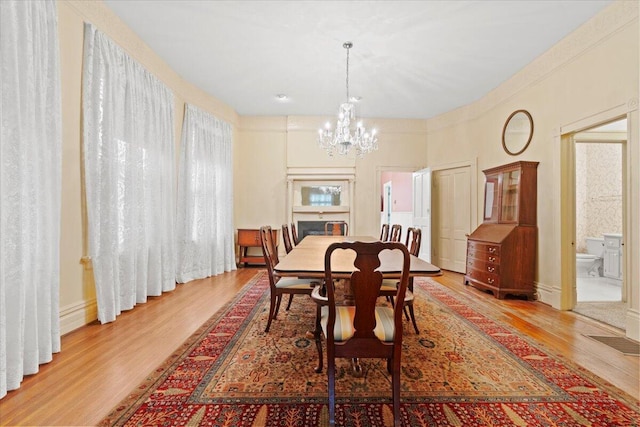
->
[318,42,378,157]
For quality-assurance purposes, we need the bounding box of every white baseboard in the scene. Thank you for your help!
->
[535,281,560,308]
[59,298,97,335]
[625,309,640,341]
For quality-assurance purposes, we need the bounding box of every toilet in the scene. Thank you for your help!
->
[576,237,604,278]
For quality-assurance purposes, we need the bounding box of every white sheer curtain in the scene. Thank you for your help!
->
[82,23,176,324]
[0,0,62,398]
[176,104,236,283]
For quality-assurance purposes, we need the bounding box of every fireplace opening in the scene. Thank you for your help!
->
[297,220,349,238]
[298,221,329,239]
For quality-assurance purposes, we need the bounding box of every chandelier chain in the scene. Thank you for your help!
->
[345,44,350,102]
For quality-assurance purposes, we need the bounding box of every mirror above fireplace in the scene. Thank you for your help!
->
[287,167,355,236]
[301,185,342,207]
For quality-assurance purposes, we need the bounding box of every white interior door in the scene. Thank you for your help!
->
[412,168,431,262]
[433,166,471,272]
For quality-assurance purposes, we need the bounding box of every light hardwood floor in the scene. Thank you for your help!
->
[1,269,638,426]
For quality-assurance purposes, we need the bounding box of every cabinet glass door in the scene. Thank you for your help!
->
[483,174,500,222]
[500,170,520,222]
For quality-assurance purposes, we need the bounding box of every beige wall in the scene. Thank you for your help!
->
[424,1,639,337]
[235,116,428,237]
[235,117,288,229]
[56,1,639,339]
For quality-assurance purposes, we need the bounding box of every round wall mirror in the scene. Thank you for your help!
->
[502,110,533,155]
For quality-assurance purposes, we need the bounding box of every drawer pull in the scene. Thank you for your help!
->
[488,256,496,262]
[487,266,495,273]
[487,278,495,284]
[489,247,497,254]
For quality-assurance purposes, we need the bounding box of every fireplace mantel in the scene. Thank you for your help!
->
[287,168,355,234]
[286,167,356,180]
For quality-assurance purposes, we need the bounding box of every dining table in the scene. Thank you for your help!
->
[273,235,442,279]
[274,234,442,377]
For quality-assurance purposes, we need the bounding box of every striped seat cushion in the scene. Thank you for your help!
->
[275,278,315,289]
[380,278,399,288]
[379,283,414,303]
[320,306,396,342]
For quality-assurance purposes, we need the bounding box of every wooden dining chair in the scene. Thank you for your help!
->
[290,222,299,245]
[389,224,402,242]
[379,223,390,241]
[281,223,294,254]
[324,220,348,236]
[260,226,316,333]
[311,241,410,427]
[380,227,422,334]
[405,227,422,256]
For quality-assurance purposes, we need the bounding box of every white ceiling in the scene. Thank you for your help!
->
[103,0,612,120]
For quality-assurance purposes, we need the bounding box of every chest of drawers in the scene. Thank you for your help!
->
[464,223,536,300]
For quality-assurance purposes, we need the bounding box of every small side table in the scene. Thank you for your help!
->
[237,228,279,267]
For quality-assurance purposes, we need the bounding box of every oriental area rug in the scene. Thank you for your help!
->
[100,273,639,426]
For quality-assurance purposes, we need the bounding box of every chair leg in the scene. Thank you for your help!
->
[328,352,336,426]
[389,297,410,322]
[391,356,401,427]
[264,294,278,333]
[402,305,410,321]
[273,294,283,319]
[285,294,294,311]
[407,303,419,334]
[404,278,414,322]
[313,305,324,373]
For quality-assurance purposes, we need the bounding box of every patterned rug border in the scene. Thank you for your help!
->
[421,281,639,409]
[100,272,270,426]
[100,271,640,426]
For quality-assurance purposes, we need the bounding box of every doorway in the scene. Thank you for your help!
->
[431,166,472,273]
[378,163,473,270]
[572,118,627,330]
[379,171,414,241]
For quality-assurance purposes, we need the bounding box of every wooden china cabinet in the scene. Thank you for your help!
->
[464,161,539,299]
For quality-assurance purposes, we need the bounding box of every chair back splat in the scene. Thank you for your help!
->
[312,240,410,426]
[290,222,299,245]
[381,226,423,334]
[405,227,422,256]
[389,224,402,242]
[324,220,348,236]
[380,223,390,241]
[281,223,294,253]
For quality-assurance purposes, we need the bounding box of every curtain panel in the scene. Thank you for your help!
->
[82,23,176,324]
[0,0,62,398]
[176,104,236,283]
